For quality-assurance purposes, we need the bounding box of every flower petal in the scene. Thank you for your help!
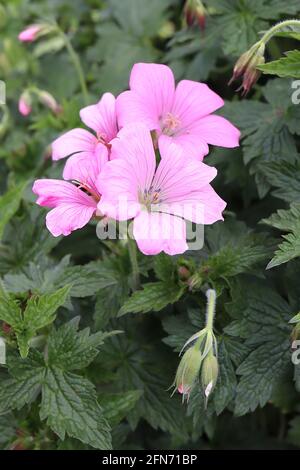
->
[133,211,188,256]
[159,133,209,161]
[63,144,108,195]
[32,179,97,236]
[188,114,240,148]
[80,93,118,142]
[46,204,96,237]
[172,80,224,128]
[116,63,175,130]
[32,179,97,209]
[51,128,97,161]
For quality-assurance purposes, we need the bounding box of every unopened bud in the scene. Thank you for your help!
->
[178,265,191,281]
[18,91,32,116]
[38,90,61,114]
[201,351,219,403]
[184,0,207,31]
[18,23,54,43]
[228,41,265,95]
[173,346,202,402]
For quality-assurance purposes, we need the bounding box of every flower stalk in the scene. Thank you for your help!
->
[128,237,140,291]
[229,19,300,95]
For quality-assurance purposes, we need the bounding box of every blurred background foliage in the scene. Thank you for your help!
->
[1,0,300,450]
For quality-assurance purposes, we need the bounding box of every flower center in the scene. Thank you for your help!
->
[161,112,181,136]
[139,186,161,210]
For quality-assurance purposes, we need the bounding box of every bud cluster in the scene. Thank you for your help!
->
[228,41,265,96]
[172,289,219,404]
[184,0,207,31]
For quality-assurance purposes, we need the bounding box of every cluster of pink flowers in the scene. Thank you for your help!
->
[33,63,240,256]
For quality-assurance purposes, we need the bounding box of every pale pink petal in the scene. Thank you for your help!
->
[97,157,142,221]
[32,179,97,236]
[188,115,240,148]
[98,125,156,220]
[32,179,96,209]
[46,204,96,237]
[154,142,217,197]
[159,133,209,161]
[133,211,188,256]
[80,93,118,142]
[51,128,97,161]
[63,145,108,194]
[108,124,156,187]
[172,80,224,128]
[117,63,175,130]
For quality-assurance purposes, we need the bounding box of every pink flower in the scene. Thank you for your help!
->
[52,93,118,161]
[98,124,226,255]
[32,147,107,237]
[18,24,44,42]
[116,63,240,160]
[18,92,32,116]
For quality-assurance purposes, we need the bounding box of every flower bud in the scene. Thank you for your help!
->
[18,91,32,116]
[228,41,265,95]
[184,0,207,31]
[18,24,48,43]
[38,90,61,114]
[201,351,219,402]
[173,346,202,402]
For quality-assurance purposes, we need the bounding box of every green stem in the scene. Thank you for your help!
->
[205,289,216,331]
[260,19,300,45]
[56,26,89,104]
[128,237,140,291]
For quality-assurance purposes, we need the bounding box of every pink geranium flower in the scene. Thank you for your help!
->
[52,92,118,161]
[18,24,44,42]
[116,63,240,160]
[32,147,107,237]
[98,124,226,255]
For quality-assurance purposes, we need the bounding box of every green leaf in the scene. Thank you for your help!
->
[15,285,71,358]
[102,333,189,437]
[258,161,300,203]
[0,351,45,413]
[0,182,27,240]
[258,50,300,78]
[225,278,292,415]
[47,318,120,371]
[262,204,300,268]
[213,339,237,415]
[0,283,22,327]
[100,390,143,426]
[288,416,300,447]
[0,413,17,445]
[222,79,300,196]
[119,282,185,316]
[40,367,111,450]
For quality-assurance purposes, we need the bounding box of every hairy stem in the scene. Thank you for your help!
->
[56,26,89,104]
[128,237,140,291]
[205,288,216,331]
[260,19,300,45]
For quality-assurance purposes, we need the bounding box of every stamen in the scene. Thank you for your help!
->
[161,113,181,136]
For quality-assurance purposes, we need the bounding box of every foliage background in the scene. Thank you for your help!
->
[1,0,300,450]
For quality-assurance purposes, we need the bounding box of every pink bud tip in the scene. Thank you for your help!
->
[18,25,42,42]
[18,98,32,116]
[178,383,191,395]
